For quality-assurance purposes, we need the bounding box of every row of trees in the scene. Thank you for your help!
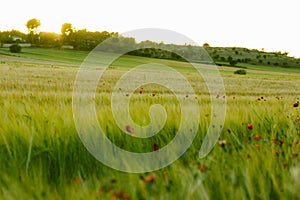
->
[0,18,119,50]
[0,18,214,63]
[0,18,212,62]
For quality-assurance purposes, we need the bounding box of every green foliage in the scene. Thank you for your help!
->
[205,46,300,69]
[9,44,21,53]
[230,60,238,66]
[61,23,74,45]
[0,30,26,43]
[71,29,118,50]
[39,32,60,47]
[26,18,41,45]
[26,18,41,34]
[245,58,251,63]
[203,42,210,48]
[234,69,247,75]
[61,23,73,36]
[213,54,219,60]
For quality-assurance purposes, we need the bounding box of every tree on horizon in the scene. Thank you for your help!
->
[26,18,41,45]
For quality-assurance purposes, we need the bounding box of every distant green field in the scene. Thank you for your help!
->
[0,47,208,72]
[0,48,300,199]
[0,47,87,65]
[1,47,300,73]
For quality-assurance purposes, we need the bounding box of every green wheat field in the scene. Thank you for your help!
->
[0,48,300,200]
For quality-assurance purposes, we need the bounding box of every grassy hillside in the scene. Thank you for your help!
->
[1,46,300,72]
[0,47,87,65]
[205,46,300,69]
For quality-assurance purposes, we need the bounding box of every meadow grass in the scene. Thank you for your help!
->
[0,49,300,199]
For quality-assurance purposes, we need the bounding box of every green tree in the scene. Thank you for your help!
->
[9,44,21,53]
[0,30,26,43]
[234,69,246,75]
[229,60,238,66]
[61,23,74,45]
[61,23,73,36]
[203,43,210,48]
[26,18,41,45]
[0,31,14,43]
[40,32,60,48]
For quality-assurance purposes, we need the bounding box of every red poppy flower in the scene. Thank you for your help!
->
[144,174,156,183]
[292,153,298,159]
[70,176,82,186]
[198,163,207,172]
[218,140,226,147]
[110,190,130,200]
[272,149,282,156]
[253,134,262,141]
[247,124,253,130]
[151,142,159,151]
[125,125,135,136]
[271,139,284,145]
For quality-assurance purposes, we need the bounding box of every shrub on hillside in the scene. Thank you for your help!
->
[282,62,288,67]
[9,44,22,53]
[229,60,238,66]
[234,69,247,75]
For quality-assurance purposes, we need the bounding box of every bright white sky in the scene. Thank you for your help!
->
[1,0,300,57]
